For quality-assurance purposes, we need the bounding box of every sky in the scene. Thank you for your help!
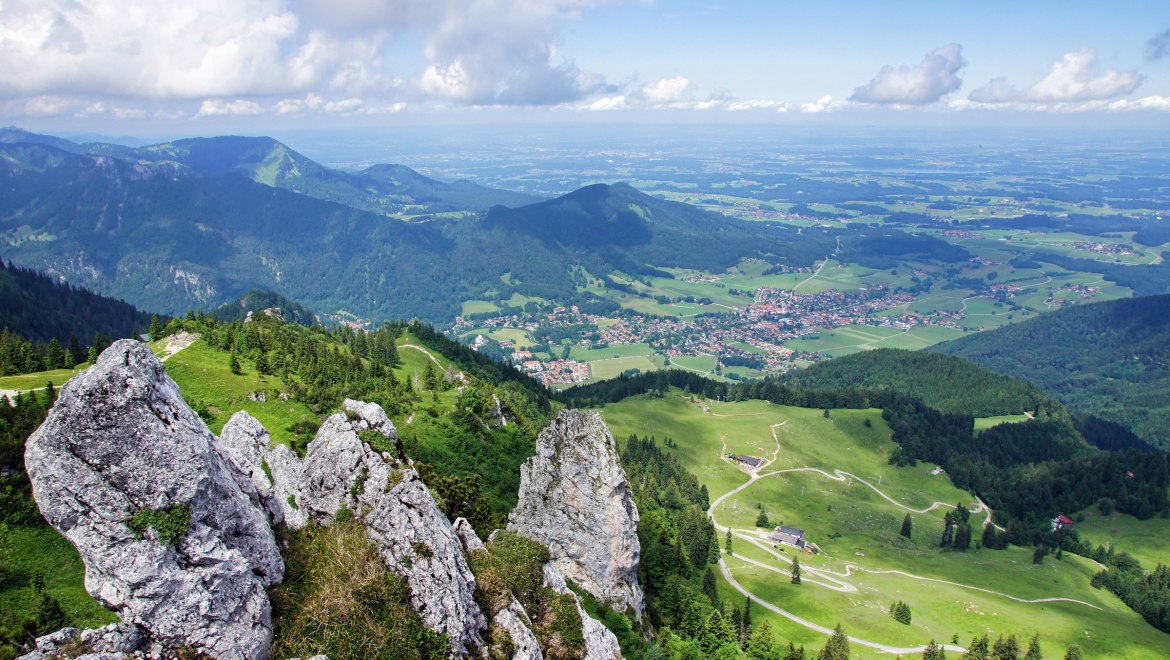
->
[2,0,1170,137]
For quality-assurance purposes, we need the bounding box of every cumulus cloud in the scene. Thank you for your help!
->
[800,96,842,113]
[0,0,614,113]
[969,49,1143,103]
[637,76,697,105]
[1148,29,1170,61]
[850,44,965,105]
[195,99,264,117]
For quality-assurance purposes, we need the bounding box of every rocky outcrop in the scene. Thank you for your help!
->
[23,340,283,660]
[542,564,622,660]
[289,399,486,656]
[491,599,543,660]
[219,411,284,526]
[508,410,644,619]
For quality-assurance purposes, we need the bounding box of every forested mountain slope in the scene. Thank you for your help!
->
[931,294,1170,448]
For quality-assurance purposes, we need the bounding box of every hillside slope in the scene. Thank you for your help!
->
[931,294,1170,447]
[780,348,1051,417]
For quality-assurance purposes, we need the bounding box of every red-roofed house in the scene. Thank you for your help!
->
[1051,514,1075,531]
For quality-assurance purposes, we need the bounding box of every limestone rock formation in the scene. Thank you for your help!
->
[542,564,622,660]
[508,409,644,619]
[291,399,487,655]
[219,411,284,526]
[491,599,544,660]
[23,340,283,660]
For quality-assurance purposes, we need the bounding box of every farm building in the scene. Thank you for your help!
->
[1051,514,1075,531]
[770,525,809,550]
[729,453,763,468]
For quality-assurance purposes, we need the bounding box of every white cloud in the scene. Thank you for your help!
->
[850,44,965,105]
[195,99,264,117]
[969,49,1143,104]
[800,96,842,113]
[639,76,696,105]
[0,0,613,112]
[587,95,627,111]
[0,0,307,99]
[725,99,788,112]
[324,97,364,113]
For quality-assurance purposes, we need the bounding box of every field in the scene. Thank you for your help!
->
[1075,509,1170,570]
[163,340,318,445]
[598,391,1170,658]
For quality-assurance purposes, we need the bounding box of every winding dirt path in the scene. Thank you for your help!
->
[719,559,967,656]
[706,450,1091,652]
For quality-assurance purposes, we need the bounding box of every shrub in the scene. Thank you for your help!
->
[126,504,192,546]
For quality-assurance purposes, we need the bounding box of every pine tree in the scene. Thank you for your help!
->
[791,556,802,584]
[708,525,721,564]
[817,624,850,660]
[229,352,243,375]
[963,634,990,660]
[149,315,164,340]
[44,338,64,370]
[900,513,913,538]
[747,620,775,660]
[725,529,734,555]
[255,351,271,375]
[783,642,807,660]
[923,640,946,660]
[741,596,752,645]
[991,634,1020,660]
[756,509,771,528]
[1023,634,1042,660]
[702,567,718,606]
[1063,645,1083,660]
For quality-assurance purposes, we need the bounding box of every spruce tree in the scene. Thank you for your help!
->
[741,596,752,645]
[747,621,775,660]
[783,642,807,660]
[901,513,913,538]
[229,352,242,375]
[725,529,734,555]
[963,634,990,660]
[1024,634,1042,660]
[817,624,850,660]
[702,567,718,606]
[791,556,802,584]
[756,509,771,528]
[1063,645,1083,660]
[923,640,946,660]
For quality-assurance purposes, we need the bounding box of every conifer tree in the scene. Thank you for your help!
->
[1024,634,1042,660]
[963,634,990,659]
[923,640,946,660]
[791,556,802,584]
[901,513,913,538]
[817,624,850,660]
[783,641,807,660]
[747,620,775,660]
[756,509,771,528]
[702,567,718,606]
[229,352,242,375]
[725,529,734,555]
